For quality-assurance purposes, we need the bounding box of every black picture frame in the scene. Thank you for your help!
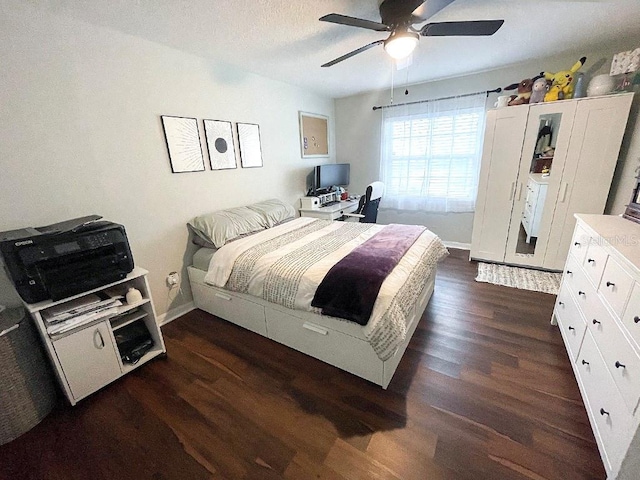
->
[203,119,237,171]
[160,115,205,173]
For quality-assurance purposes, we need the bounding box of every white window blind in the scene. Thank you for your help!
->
[380,93,486,213]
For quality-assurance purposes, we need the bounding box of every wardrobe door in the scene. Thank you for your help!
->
[470,106,529,262]
[543,93,634,270]
[503,101,577,268]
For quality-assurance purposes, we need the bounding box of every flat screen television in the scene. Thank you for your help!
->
[306,163,350,195]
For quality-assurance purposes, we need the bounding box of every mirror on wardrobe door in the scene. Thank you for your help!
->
[514,113,563,256]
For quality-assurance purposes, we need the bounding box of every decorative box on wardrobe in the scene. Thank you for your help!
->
[470,93,633,271]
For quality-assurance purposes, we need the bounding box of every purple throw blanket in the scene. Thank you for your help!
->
[311,224,426,325]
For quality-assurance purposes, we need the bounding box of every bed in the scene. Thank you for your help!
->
[186,199,447,388]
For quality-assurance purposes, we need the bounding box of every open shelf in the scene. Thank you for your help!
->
[110,309,148,331]
[120,346,164,374]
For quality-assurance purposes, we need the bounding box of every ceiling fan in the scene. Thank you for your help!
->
[320,0,504,67]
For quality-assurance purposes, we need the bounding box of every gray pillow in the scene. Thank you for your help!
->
[187,206,268,249]
[246,199,296,227]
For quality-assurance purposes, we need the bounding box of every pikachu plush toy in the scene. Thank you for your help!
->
[542,57,587,102]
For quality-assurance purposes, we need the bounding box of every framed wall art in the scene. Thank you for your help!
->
[299,111,329,158]
[203,119,237,170]
[237,122,263,168]
[160,115,205,173]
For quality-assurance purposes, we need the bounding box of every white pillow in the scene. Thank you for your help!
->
[246,199,296,227]
[188,206,267,249]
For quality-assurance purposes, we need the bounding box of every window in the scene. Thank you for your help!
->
[380,93,486,213]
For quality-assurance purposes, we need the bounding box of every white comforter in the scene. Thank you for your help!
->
[204,217,447,360]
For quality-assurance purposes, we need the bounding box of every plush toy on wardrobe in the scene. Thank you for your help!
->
[503,77,535,106]
[529,76,549,103]
[542,56,587,102]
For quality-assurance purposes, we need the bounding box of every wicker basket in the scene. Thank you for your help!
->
[0,307,57,445]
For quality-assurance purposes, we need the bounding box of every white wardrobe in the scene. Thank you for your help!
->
[470,93,634,271]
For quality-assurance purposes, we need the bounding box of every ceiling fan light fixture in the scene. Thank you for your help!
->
[383,31,419,60]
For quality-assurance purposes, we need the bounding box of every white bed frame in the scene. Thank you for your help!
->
[187,266,436,388]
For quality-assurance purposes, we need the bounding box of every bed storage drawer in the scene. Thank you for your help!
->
[190,282,267,336]
[265,309,382,384]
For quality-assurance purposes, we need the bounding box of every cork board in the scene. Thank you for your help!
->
[299,112,329,158]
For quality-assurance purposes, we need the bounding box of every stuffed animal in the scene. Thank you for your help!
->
[529,76,549,104]
[542,57,587,102]
[504,78,535,106]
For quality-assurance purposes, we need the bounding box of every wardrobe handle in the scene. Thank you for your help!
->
[560,182,569,202]
[600,408,609,416]
[568,326,575,331]
[634,316,640,324]
[592,319,601,325]
[606,281,615,288]
[558,301,564,306]
[574,241,581,247]
[587,258,595,264]
[578,291,585,297]
[509,181,516,201]
[93,329,105,349]
[566,270,572,275]
[581,359,589,366]
[615,361,626,369]
[516,182,523,201]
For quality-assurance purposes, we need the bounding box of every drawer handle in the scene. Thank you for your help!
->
[568,326,575,331]
[615,361,626,369]
[600,408,609,416]
[635,316,640,324]
[587,258,595,264]
[574,241,581,246]
[578,291,585,297]
[93,329,105,349]
[558,301,564,306]
[581,359,589,366]
[592,319,601,325]
[302,322,328,336]
[606,281,615,288]
[215,292,232,301]
[566,270,572,275]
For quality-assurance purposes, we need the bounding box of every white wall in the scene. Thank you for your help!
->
[0,2,335,316]
[335,43,640,244]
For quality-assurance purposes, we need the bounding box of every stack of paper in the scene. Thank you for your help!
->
[43,294,123,336]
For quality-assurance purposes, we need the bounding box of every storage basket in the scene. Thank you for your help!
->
[0,307,57,445]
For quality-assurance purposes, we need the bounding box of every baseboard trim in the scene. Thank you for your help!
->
[443,241,470,250]
[158,301,195,327]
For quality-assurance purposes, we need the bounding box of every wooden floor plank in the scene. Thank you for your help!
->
[0,248,605,480]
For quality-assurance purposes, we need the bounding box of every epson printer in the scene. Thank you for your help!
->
[0,215,134,303]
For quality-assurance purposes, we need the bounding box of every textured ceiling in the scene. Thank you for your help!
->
[38,0,640,98]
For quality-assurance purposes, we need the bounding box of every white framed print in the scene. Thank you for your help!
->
[203,119,237,170]
[237,122,263,168]
[160,115,205,173]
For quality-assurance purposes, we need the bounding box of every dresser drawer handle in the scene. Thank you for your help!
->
[581,359,589,366]
[634,316,640,324]
[566,270,572,275]
[302,322,328,336]
[600,408,609,416]
[578,291,585,297]
[558,301,564,306]
[592,319,601,325]
[568,326,575,331]
[574,241,581,246]
[587,258,595,264]
[606,281,615,288]
[215,293,232,301]
[615,361,626,369]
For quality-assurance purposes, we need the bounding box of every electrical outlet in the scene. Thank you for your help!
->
[167,272,180,287]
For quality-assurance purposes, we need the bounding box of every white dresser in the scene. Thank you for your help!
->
[552,214,640,478]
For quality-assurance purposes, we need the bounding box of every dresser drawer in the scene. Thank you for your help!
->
[568,223,591,264]
[588,299,640,413]
[555,286,587,361]
[577,330,631,472]
[621,282,640,353]
[598,256,634,318]
[583,240,609,287]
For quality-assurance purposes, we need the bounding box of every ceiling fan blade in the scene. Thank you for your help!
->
[319,14,390,32]
[411,0,455,22]
[421,20,504,36]
[379,0,426,26]
[321,40,385,67]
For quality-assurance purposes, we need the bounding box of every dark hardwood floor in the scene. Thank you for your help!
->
[0,249,605,480]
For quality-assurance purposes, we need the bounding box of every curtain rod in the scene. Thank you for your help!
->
[372,87,502,111]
